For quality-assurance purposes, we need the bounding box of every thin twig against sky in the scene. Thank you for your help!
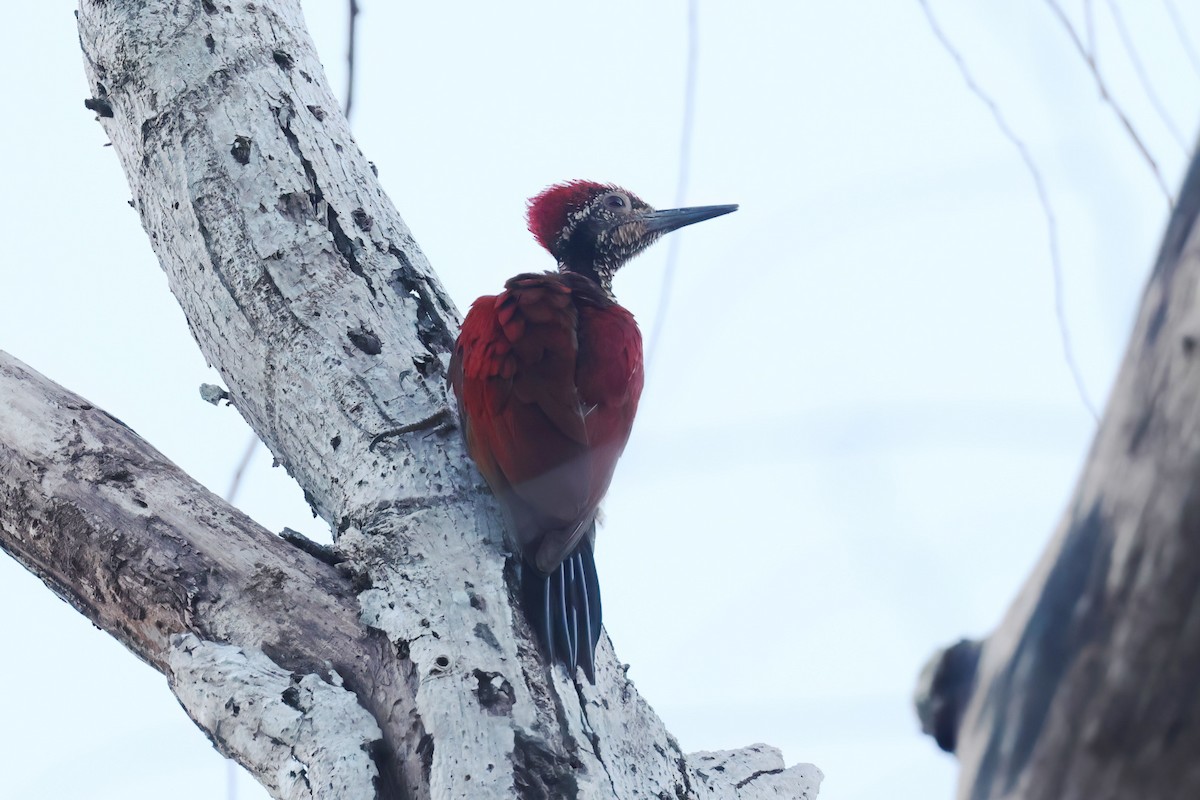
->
[224,436,259,503]
[223,432,258,800]
[1103,0,1189,154]
[345,0,360,119]
[1044,0,1175,206]
[1162,0,1200,81]
[1085,0,1097,52]
[916,0,1100,421]
[645,0,699,374]
[225,436,259,800]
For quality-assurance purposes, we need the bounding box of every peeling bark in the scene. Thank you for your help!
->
[917,149,1200,798]
[0,1,821,798]
[0,350,418,798]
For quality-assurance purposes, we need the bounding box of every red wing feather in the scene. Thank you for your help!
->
[451,275,590,552]
[450,272,644,575]
[575,303,645,510]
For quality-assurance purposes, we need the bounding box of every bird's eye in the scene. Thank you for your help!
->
[604,193,627,209]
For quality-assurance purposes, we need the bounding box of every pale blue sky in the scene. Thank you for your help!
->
[0,2,1196,799]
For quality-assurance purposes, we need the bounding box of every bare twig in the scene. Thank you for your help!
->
[916,0,1100,421]
[345,0,360,120]
[223,432,257,800]
[1161,0,1200,81]
[224,434,259,504]
[1085,0,1097,53]
[1044,0,1175,205]
[1103,0,1189,153]
[646,0,700,373]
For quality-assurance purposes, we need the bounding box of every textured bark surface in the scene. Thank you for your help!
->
[0,1,823,798]
[0,351,406,798]
[920,149,1200,799]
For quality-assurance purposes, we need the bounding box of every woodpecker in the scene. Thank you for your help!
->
[449,180,737,681]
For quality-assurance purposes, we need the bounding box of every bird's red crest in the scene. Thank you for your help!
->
[526,180,612,254]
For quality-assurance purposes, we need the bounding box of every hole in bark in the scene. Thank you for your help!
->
[230,135,252,165]
[272,50,294,70]
[204,33,215,52]
[388,248,456,355]
[307,104,326,120]
[276,191,311,221]
[202,0,217,12]
[473,623,500,651]
[281,685,302,709]
[416,733,434,783]
[352,208,373,231]
[473,669,515,716]
[348,326,382,355]
[326,206,372,292]
[330,435,342,450]
[513,731,579,800]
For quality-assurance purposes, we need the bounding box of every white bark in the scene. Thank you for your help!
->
[689,746,823,799]
[169,635,383,799]
[0,349,412,793]
[0,0,834,797]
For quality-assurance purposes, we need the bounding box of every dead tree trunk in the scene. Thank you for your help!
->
[0,1,822,798]
[916,145,1200,799]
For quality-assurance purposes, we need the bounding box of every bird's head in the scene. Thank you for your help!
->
[526,180,737,296]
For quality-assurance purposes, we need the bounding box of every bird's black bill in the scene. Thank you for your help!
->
[642,203,738,234]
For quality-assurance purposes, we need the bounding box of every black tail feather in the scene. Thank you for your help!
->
[580,545,602,659]
[575,552,593,680]
[541,575,555,664]
[520,542,602,682]
[555,564,572,669]
[567,555,581,673]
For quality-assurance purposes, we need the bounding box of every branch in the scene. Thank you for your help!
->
[47,0,819,797]
[0,350,411,797]
[915,0,1098,420]
[80,0,460,529]
[1043,0,1175,205]
[170,636,383,798]
[917,145,1200,797]
[1,348,820,797]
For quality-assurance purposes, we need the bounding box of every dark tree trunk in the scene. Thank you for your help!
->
[917,145,1200,800]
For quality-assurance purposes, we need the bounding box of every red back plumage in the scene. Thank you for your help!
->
[449,272,642,573]
[526,180,613,254]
